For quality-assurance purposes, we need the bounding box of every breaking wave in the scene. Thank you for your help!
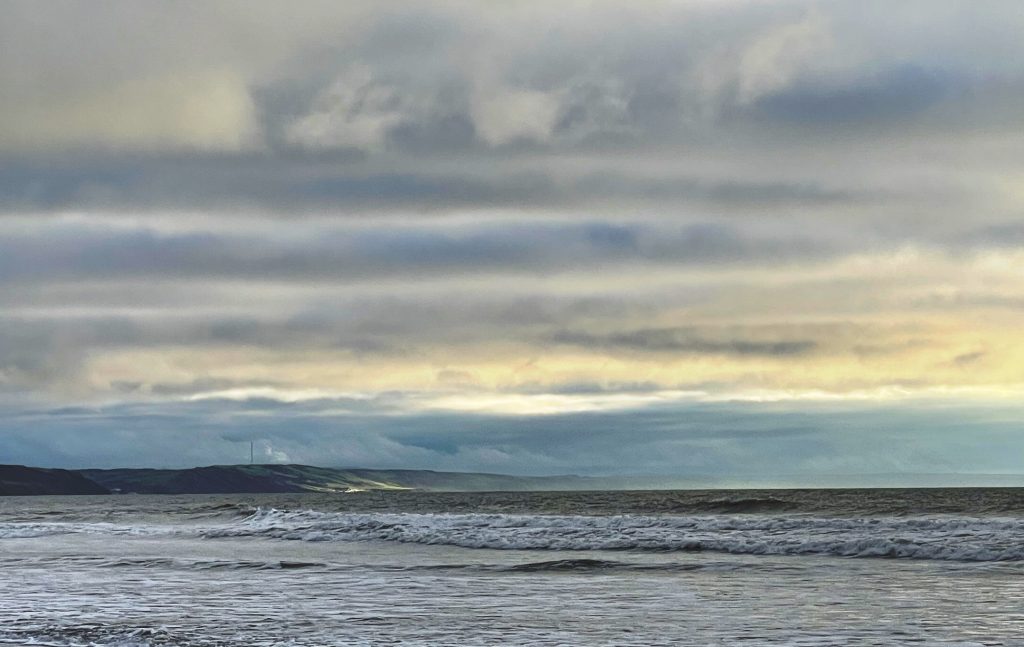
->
[197,507,1024,562]
[0,521,172,539]
[9,506,1024,562]
[0,625,181,647]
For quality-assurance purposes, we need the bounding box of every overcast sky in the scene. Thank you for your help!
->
[3,0,1024,480]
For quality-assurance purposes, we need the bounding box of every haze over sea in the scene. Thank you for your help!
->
[4,488,1024,646]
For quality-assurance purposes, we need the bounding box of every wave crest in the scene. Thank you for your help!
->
[202,508,1024,562]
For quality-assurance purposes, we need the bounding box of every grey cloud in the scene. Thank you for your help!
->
[742,66,952,128]
[550,328,818,357]
[262,1,1024,154]
[514,381,666,396]
[951,351,985,366]
[0,153,867,213]
[1,1,1022,215]
[950,222,1024,249]
[2,0,1024,477]
[0,219,837,285]
[573,173,856,207]
[0,290,672,393]
[145,378,289,397]
[0,281,653,375]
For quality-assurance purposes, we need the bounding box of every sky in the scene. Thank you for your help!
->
[3,0,1024,482]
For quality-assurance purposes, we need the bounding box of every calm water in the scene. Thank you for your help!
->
[4,489,1024,646]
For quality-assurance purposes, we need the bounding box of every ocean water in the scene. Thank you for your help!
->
[4,489,1024,646]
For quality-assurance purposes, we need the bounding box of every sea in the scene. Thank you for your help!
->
[4,488,1024,647]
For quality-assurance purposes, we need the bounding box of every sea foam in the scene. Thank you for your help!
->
[7,506,1024,561]
[199,507,1024,561]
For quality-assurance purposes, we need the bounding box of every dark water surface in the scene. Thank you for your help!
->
[4,488,1024,646]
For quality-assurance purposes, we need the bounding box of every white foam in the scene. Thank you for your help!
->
[7,507,1024,561]
[0,521,178,540]
[200,508,1024,561]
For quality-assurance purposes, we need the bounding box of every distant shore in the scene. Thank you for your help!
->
[0,463,605,496]
[4,462,1024,496]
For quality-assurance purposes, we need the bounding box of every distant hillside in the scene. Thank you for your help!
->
[76,464,603,495]
[5,463,1017,496]
[0,465,109,496]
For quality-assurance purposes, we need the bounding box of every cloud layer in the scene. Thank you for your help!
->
[2,1,1024,477]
